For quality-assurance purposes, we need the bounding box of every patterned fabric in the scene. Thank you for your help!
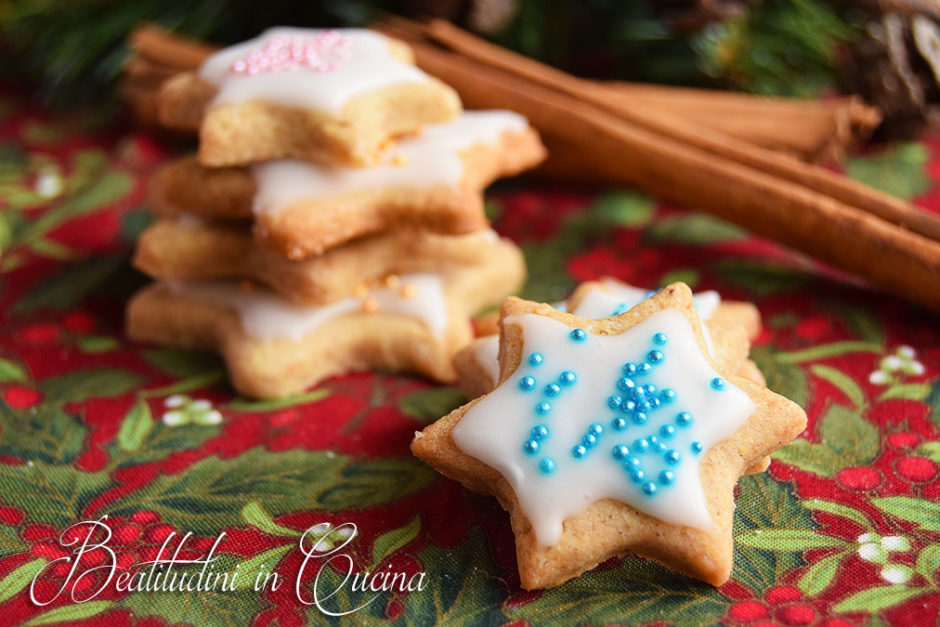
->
[1,86,939,626]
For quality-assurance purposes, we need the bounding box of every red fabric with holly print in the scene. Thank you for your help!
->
[0,85,939,625]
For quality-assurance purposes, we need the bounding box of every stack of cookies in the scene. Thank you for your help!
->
[126,27,546,398]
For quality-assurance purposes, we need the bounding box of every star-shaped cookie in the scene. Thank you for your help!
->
[412,283,806,588]
[127,241,520,398]
[149,111,546,258]
[157,28,462,167]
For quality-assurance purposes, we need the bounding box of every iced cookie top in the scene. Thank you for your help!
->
[166,273,449,341]
[251,110,529,214]
[451,309,755,546]
[199,28,431,113]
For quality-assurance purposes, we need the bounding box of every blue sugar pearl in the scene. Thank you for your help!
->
[611,417,627,430]
[529,353,544,367]
[660,424,676,439]
[523,439,539,455]
[582,433,597,448]
[644,384,657,395]
[648,435,659,444]
[539,457,556,474]
[676,412,692,427]
[612,303,629,315]
[665,449,681,465]
[612,444,629,459]
[544,383,561,397]
[642,482,658,496]
[631,412,648,425]
[648,398,661,410]
[617,377,636,392]
[570,328,587,342]
[653,332,668,345]
[559,371,577,386]
[589,423,604,436]
[653,441,668,454]
[637,363,652,375]
[633,438,649,453]
[659,470,675,485]
[535,401,552,415]
[647,350,664,364]
[518,376,536,391]
[660,388,676,403]
[572,445,587,459]
[691,441,704,455]
[711,377,725,391]
[625,456,641,467]
[629,467,645,483]
[637,400,652,412]
[632,386,647,400]
[607,394,622,409]
[531,425,549,440]
[620,400,637,414]
[622,362,638,376]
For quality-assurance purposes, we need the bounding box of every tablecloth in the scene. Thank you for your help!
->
[0,85,939,626]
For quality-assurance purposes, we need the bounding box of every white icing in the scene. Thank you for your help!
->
[474,335,501,385]
[200,28,431,114]
[573,279,719,356]
[452,311,755,546]
[570,279,720,321]
[165,273,448,341]
[251,111,528,214]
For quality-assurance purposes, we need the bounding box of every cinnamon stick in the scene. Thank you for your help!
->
[600,82,880,162]
[129,24,214,72]
[405,18,940,244]
[374,23,940,311]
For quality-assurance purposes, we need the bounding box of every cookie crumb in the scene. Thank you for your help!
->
[383,275,401,288]
[361,298,379,313]
[353,284,369,298]
[393,154,408,166]
[400,284,418,299]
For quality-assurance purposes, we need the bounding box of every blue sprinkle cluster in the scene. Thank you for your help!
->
[516,327,723,488]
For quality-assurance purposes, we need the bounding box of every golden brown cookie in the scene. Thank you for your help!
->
[149,111,546,258]
[158,28,461,167]
[413,284,806,589]
[134,216,525,305]
[127,249,521,398]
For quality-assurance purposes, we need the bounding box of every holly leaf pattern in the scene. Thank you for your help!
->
[398,388,466,423]
[372,517,421,567]
[646,214,746,245]
[773,404,877,476]
[845,143,930,200]
[0,462,111,527]
[870,497,940,532]
[733,474,816,593]
[108,449,435,535]
[750,345,809,407]
[403,528,507,624]
[507,556,726,624]
[0,404,87,464]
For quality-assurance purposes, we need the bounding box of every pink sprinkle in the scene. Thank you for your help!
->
[229,30,353,75]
